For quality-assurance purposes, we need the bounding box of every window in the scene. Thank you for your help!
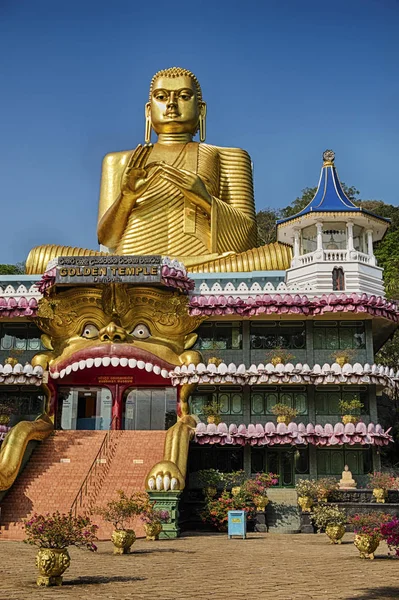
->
[251,447,309,487]
[250,321,306,350]
[123,387,177,430]
[313,321,366,350]
[194,322,242,350]
[251,387,307,417]
[189,446,244,474]
[315,386,368,415]
[332,267,345,291]
[59,386,113,430]
[190,386,243,417]
[317,448,372,476]
[322,223,346,250]
[0,323,44,353]
[0,387,45,425]
[301,225,317,254]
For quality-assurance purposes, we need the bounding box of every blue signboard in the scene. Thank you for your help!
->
[228,510,247,539]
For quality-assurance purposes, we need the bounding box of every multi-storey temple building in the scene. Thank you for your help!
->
[0,67,396,536]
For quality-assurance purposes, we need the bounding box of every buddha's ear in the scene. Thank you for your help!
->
[184,333,198,350]
[199,102,207,143]
[145,102,151,118]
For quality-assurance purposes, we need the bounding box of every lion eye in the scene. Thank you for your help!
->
[131,324,151,339]
[81,324,99,339]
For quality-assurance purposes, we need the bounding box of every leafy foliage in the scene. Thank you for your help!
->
[349,512,391,538]
[0,263,25,275]
[311,504,346,530]
[23,512,98,550]
[95,490,149,530]
[367,471,396,490]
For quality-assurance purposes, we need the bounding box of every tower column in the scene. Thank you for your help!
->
[346,221,354,254]
[316,222,323,253]
[366,229,376,265]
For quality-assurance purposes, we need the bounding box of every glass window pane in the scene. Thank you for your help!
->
[331,451,345,474]
[266,393,278,414]
[251,393,264,415]
[294,393,307,415]
[251,448,265,473]
[219,393,230,414]
[346,451,360,475]
[231,394,243,415]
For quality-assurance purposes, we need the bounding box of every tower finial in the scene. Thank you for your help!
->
[323,149,335,166]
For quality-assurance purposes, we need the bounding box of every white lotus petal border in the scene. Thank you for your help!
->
[170,362,399,390]
[194,421,393,446]
[0,363,44,385]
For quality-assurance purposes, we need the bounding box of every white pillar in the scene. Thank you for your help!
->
[366,229,376,265]
[316,222,323,251]
[293,229,300,257]
[346,221,354,253]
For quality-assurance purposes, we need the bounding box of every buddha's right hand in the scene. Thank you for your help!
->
[120,145,154,200]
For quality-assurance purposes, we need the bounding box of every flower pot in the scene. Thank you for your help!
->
[231,486,241,497]
[204,486,217,498]
[342,415,359,425]
[335,356,348,367]
[207,415,221,425]
[111,529,136,555]
[36,548,71,586]
[271,357,283,366]
[354,534,379,559]
[297,495,314,512]
[325,524,345,545]
[373,488,387,503]
[253,495,269,510]
[144,522,163,541]
[276,415,291,426]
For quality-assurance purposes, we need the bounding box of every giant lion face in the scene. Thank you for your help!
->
[33,284,204,380]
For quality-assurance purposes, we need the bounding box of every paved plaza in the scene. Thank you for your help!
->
[0,533,398,600]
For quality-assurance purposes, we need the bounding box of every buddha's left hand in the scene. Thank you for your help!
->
[159,163,212,212]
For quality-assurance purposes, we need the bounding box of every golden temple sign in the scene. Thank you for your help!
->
[54,256,161,285]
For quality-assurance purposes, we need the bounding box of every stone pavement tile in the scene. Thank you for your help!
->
[0,533,399,600]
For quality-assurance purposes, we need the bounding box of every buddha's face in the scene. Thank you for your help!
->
[148,75,202,135]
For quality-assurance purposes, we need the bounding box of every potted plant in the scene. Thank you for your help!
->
[200,490,256,532]
[311,504,347,544]
[367,471,395,503]
[295,479,318,512]
[330,349,356,367]
[265,347,295,367]
[23,511,98,586]
[339,398,364,425]
[349,512,391,559]
[197,469,224,498]
[140,502,170,541]
[202,399,222,425]
[0,402,12,426]
[95,490,148,554]
[223,470,246,496]
[316,477,339,502]
[207,357,223,366]
[381,517,399,557]
[271,403,298,426]
[243,472,279,510]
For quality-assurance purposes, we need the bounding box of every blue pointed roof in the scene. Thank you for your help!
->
[277,150,390,226]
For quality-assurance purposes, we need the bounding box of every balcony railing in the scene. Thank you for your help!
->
[297,249,372,266]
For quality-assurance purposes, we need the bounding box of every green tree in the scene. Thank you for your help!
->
[256,208,279,245]
[0,263,25,275]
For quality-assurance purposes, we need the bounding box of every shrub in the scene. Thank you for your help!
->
[201,490,256,532]
[311,504,346,531]
[23,512,98,551]
[95,490,148,530]
[271,403,298,420]
[295,479,318,498]
[367,471,396,490]
[197,469,225,488]
[380,517,399,556]
[349,512,391,538]
[243,473,279,497]
[338,398,364,416]
[316,477,339,500]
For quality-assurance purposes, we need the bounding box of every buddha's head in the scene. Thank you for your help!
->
[146,67,206,140]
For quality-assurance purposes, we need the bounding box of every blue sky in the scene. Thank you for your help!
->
[1,0,398,264]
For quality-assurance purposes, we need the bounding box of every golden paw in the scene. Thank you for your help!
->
[146,461,185,491]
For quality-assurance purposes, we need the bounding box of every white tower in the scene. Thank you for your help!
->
[276,151,389,297]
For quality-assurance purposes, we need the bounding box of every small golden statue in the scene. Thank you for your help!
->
[26,67,290,274]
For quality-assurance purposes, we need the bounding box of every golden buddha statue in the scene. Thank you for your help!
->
[26,67,290,274]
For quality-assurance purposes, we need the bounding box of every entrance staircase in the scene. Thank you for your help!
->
[0,429,166,540]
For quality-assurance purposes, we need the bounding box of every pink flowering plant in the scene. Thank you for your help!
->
[243,473,279,497]
[380,517,399,556]
[367,471,396,490]
[349,512,391,539]
[140,504,170,526]
[23,512,98,551]
[201,490,256,531]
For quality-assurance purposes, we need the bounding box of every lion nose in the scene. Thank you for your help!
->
[99,322,127,342]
